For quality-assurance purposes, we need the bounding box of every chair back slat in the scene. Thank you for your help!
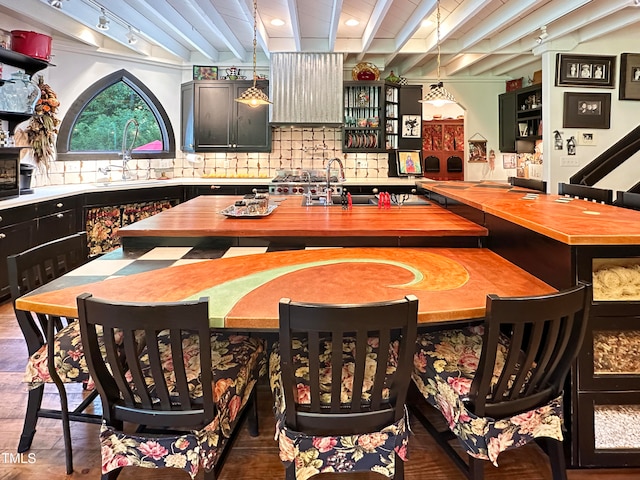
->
[558,182,613,204]
[278,295,418,436]
[350,330,368,413]
[77,293,214,428]
[370,328,391,411]
[330,330,344,413]
[308,330,321,412]
[470,283,591,418]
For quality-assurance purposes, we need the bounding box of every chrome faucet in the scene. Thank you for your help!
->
[325,158,345,205]
[120,118,139,180]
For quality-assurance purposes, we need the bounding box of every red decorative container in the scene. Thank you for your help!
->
[10,30,52,61]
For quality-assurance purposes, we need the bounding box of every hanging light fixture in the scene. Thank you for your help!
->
[420,0,458,107]
[235,0,272,108]
[126,26,138,45]
[96,8,110,31]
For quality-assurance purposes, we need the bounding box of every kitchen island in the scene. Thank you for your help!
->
[117,194,488,248]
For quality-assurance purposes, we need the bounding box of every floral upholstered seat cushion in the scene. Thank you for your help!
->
[269,337,410,480]
[412,325,565,466]
[101,332,266,478]
[24,320,92,389]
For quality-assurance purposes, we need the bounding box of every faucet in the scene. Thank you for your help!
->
[301,170,313,206]
[325,158,345,205]
[120,118,139,180]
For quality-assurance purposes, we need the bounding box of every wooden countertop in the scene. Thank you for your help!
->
[117,195,488,239]
[15,247,554,329]
[421,181,640,245]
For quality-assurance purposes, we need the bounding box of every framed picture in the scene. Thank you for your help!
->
[502,154,516,169]
[577,131,596,146]
[555,54,616,88]
[468,140,487,162]
[562,92,611,129]
[619,53,640,101]
[401,115,421,138]
[193,65,218,80]
[395,150,423,176]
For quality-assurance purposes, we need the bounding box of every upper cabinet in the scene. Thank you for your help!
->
[342,81,399,153]
[498,84,542,153]
[181,80,272,153]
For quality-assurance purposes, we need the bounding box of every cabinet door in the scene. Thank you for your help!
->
[498,91,517,152]
[195,83,233,150]
[181,82,195,152]
[0,220,36,299]
[233,82,272,152]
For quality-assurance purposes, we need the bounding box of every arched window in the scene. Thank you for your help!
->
[57,69,175,160]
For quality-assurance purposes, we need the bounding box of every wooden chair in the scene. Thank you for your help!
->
[558,182,613,204]
[509,176,547,193]
[411,283,591,480]
[76,293,266,480]
[615,191,640,210]
[270,295,418,480]
[7,232,101,474]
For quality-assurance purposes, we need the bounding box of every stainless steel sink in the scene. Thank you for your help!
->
[301,194,429,206]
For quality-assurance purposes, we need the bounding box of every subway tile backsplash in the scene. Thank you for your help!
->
[29,127,390,187]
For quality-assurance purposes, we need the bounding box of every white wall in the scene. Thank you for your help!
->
[541,24,640,194]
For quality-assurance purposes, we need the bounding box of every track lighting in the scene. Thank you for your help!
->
[126,26,137,45]
[96,8,110,31]
[47,0,64,7]
[536,25,548,44]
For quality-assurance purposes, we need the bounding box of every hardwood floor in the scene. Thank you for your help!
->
[0,299,638,480]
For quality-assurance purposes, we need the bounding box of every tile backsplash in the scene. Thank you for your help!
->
[30,127,390,187]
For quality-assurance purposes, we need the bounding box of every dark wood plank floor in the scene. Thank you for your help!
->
[1,300,638,480]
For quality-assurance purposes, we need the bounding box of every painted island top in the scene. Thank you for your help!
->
[116,195,488,239]
[15,246,554,330]
[420,181,640,245]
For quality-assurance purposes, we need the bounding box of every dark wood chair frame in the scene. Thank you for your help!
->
[77,293,258,480]
[278,294,418,480]
[558,182,613,204]
[509,176,547,193]
[411,283,592,480]
[7,232,101,474]
[615,190,640,210]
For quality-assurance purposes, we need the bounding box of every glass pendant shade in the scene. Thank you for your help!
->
[236,85,271,107]
[420,82,457,107]
[235,0,271,108]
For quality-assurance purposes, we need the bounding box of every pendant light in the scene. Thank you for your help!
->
[235,0,272,107]
[420,0,458,107]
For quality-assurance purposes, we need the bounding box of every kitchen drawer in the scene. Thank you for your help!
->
[0,220,36,299]
[35,209,79,245]
[577,316,640,391]
[35,195,80,217]
[575,391,640,467]
[0,203,36,227]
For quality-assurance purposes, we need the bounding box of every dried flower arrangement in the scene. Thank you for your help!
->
[26,75,60,171]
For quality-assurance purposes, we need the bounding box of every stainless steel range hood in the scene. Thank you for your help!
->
[270,53,343,126]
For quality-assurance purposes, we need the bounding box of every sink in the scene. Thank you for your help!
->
[94,179,164,188]
[301,194,429,206]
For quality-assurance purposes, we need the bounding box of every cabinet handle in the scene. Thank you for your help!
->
[56,202,63,208]
[0,233,5,239]
[56,213,64,218]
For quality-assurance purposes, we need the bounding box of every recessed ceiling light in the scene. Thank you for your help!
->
[345,19,359,27]
[421,19,433,28]
[271,18,285,26]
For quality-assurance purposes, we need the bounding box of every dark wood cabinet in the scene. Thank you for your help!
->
[0,212,36,299]
[181,80,271,153]
[498,84,542,153]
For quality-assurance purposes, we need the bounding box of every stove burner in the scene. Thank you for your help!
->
[271,173,337,183]
[269,169,343,195]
